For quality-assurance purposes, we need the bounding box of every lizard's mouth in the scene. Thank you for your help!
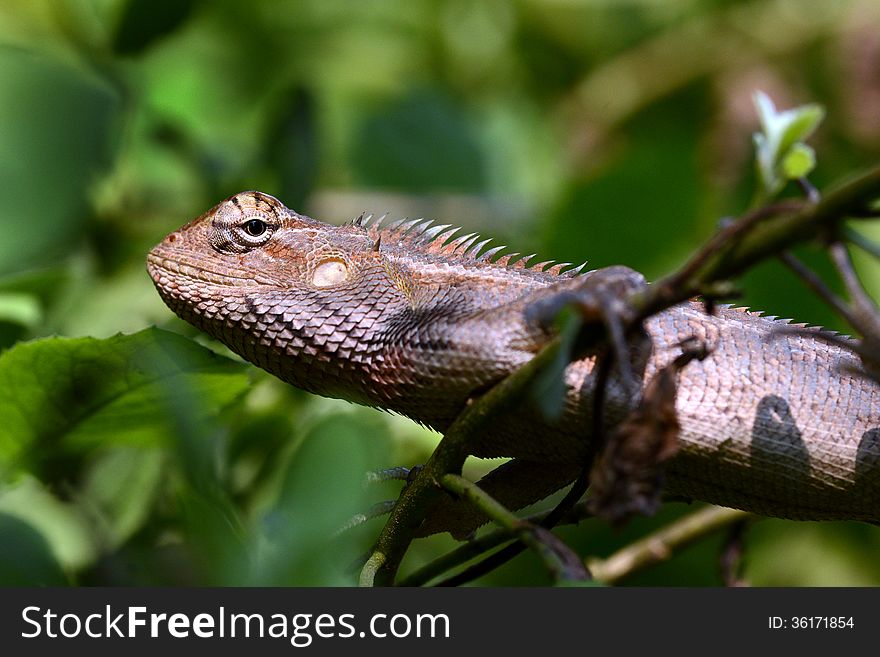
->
[147,249,283,288]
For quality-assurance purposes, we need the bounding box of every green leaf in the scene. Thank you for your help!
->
[0,328,250,474]
[532,308,583,420]
[352,88,487,192]
[112,0,197,55]
[0,50,119,276]
[0,292,41,328]
[776,105,824,158]
[753,91,777,140]
[80,447,165,548]
[752,91,825,199]
[0,476,97,572]
[247,413,389,586]
[781,143,816,180]
[0,511,67,585]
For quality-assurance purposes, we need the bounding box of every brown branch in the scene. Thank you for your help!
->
[778,251,853,320]
[586,506,753,585]
[637,165,880,321]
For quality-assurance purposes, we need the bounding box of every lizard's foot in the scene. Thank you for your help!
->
[524,265,650,397]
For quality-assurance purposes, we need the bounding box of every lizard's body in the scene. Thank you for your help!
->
[148,191,880,526]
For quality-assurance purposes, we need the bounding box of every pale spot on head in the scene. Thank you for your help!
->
[312,259,349,287]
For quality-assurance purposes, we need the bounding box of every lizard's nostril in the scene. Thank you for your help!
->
[168,233,177,243]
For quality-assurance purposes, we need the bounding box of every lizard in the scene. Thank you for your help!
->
[146,190,880,535]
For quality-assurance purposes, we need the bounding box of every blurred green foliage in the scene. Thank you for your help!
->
[1,0,879,586]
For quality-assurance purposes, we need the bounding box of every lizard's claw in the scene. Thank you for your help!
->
[363,466,414,485]
[339,466,422,536]
[335,500,396,536]
[343,465,425,535]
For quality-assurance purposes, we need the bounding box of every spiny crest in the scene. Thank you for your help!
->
[346,212,388,229]
[351,212,588,279]
[719,304,848,340]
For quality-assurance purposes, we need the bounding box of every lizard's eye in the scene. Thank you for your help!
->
[243,219,268,237]
[226,216,276,249]
[209,203,280,253]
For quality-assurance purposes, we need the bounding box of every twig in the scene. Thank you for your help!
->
[666,200,805,290]
[777,251,853,321]
[400,502,594,587]
[358,551,387,587]
[432,535,523,586]
[830,242,879,323]
[777,240,880,378]
[438,475,523,532]
[399,530,517,587]
[586,506,753,585]
[844,225,880,260]
[829,242,880,371]
[439,474,590,583]
[637,165,880,321]
[797,177,821,203]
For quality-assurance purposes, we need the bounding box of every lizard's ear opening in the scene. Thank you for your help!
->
[312,258,349,287]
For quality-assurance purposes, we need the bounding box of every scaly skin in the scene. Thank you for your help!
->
[147,191,880,524]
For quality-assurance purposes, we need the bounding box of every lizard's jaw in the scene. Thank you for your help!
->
[147,249,283,289]
[146,247,291,344]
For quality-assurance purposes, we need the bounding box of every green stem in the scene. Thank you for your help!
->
[439,474,589,584]
[359,551,387,588]
[439,474,524,532]
[400,502,595,587]
[399,532,516,588]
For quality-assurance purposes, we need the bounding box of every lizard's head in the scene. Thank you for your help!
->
[147,190,400,399]
[147,190,383,301]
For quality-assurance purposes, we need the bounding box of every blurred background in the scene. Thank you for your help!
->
[1,0,879,586]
